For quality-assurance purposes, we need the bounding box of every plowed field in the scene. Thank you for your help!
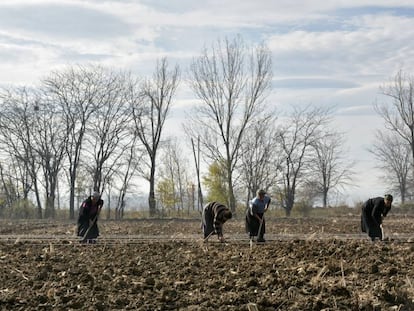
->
[1,214,414,310]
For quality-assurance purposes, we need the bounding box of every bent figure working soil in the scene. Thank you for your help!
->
[246,189,270,242]
[202,202,232,242]
[361,194,392,241]
[77,191,104,243]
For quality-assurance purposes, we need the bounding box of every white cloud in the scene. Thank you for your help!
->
[0,0,413,202]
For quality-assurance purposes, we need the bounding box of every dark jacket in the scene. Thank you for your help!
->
[361,197,391,240]
[77,196,104,239]
[203,202,229,237]
[362,197,390,226]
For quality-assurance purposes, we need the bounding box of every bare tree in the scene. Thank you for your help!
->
[114,133,143,220]
[43,65,108,219]
[76,70,140,221]
[239,114,281,207]
[310,130,354,208]
[375,70,414,184]
[191,137,204,211]
[369,130,411,203]
[278,105,330,216]
[0,160,20,213]
[31,93,69,218]
[83,70,135,195]
[186,36,272,212]
[0,87,43,218]
[131,58,180,216]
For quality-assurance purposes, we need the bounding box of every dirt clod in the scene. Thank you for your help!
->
[1,216,414,310]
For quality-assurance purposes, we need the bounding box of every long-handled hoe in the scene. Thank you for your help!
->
[80,207,101,243]
[249,219,263,250]
[199,231,215,252]
[256,218,264,242]
[381,224,386,241]
[203,230,215,243]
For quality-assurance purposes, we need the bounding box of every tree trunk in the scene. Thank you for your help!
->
[323,188,328,208]
[149,158,156,217]
[44,195,55,219]
[285,191,294,217]
[69,169,76,220]
[106,190,111,220]
[33,181,43,219]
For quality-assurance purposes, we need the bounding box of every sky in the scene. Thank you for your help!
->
[1,0,414,206]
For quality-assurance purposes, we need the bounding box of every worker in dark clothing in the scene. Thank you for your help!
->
[246,189,271,242]
[202,202,232,242]
[361,194,393,241]
[77,191,104,243]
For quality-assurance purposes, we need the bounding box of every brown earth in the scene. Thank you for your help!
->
[1,214,414,310]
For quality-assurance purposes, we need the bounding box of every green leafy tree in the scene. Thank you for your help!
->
[157,178,178,212]
[203,161,228,204]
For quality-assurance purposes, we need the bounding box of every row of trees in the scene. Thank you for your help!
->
[0,59,179,219]
[180,36,353,215]
[4,35,411,219]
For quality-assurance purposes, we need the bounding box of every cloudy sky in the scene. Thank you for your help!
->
[1,0,414,205]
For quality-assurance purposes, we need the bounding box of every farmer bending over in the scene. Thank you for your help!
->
[202,202,232,242]
[77,191,104,244]
[361,194,392,241]
[246,189,271,242]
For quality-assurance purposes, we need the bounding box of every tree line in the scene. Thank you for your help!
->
[0,59,179,219]
[0,36,410,219]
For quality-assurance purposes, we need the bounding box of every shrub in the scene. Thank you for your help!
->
[1,199,37,219]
